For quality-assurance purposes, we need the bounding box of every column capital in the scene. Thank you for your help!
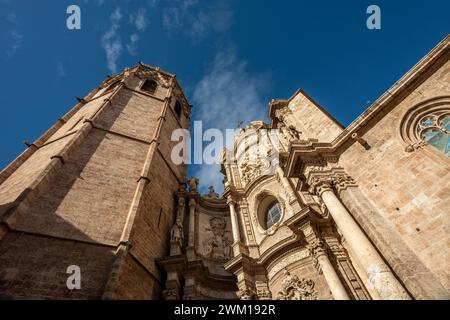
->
[308,240,327,259]
[308,171,357,196]
[308,176,333,197]
[237,287,256,300]
[189,198,196,207]
[256,288,272,300]
[178,197,186,207]
[226,196,236,206]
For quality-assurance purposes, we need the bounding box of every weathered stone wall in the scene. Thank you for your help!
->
[111,254,161,300]
[9,129,147,245]
[0,66,190,299]
[0,232,115,299]
[339,56,450,290]
[286,91,343,142]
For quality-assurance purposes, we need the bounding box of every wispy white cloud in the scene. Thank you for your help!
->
[6,12,17,24]
[191,48,270,194]
[126,7,149,56]
[163,0,233,41]
[131,7,148,32]
[57,61,67,78]
[101,7,123,73]
[4,12,23,58]
[126,33,139,56]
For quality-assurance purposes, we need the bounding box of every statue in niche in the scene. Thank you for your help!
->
[276,269,318,300]
[203,217,232,259]
[170,218,183,246]
[188,177,199,193]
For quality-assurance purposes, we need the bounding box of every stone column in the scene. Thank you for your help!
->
[186,198,196,261]
[227,197,240,244]
[176,197,186,224]
[310,241,350,300]
[311,178,411,300]
[188,199,196,247]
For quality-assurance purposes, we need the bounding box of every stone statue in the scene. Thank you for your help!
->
[288,125,301,140]
[206,186,219,199]
[189,177,199,193]
[170,218,183,245]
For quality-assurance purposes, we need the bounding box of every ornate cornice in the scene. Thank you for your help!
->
[306,167,357,197]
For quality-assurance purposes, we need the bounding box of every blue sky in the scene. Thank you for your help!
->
[0,0,449,194]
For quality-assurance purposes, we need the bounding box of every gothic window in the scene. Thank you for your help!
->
[265,202,281,229]
[174,100,182,119]
[417,113,450,156]
[400,97,450,157]
[141,79,158,95]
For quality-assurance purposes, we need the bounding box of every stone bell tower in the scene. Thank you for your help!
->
[0,63,190,299]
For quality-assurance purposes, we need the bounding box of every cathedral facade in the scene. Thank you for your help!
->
[0,36,449,300]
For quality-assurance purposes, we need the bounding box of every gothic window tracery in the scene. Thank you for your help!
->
[400,97,450,157]
[416,113,450,156]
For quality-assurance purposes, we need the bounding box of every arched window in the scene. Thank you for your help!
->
[141,79,157,95]
[400,97,450,157]
[174,100,182,118]
[265,202,281,229]
[417,113,450,156]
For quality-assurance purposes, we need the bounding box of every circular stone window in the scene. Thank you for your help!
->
[257,195,282,230]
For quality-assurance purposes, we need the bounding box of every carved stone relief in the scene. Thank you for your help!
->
[276,269,319,300]
[202,217,233,260]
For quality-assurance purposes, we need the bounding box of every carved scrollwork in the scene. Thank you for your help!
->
[240,153,263,186]
[276,269,318,300]
[256,289,272,300]
[162,288,179,300]
[308,171,357,196]
[238,288,256,300]
[308,176,333,197]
